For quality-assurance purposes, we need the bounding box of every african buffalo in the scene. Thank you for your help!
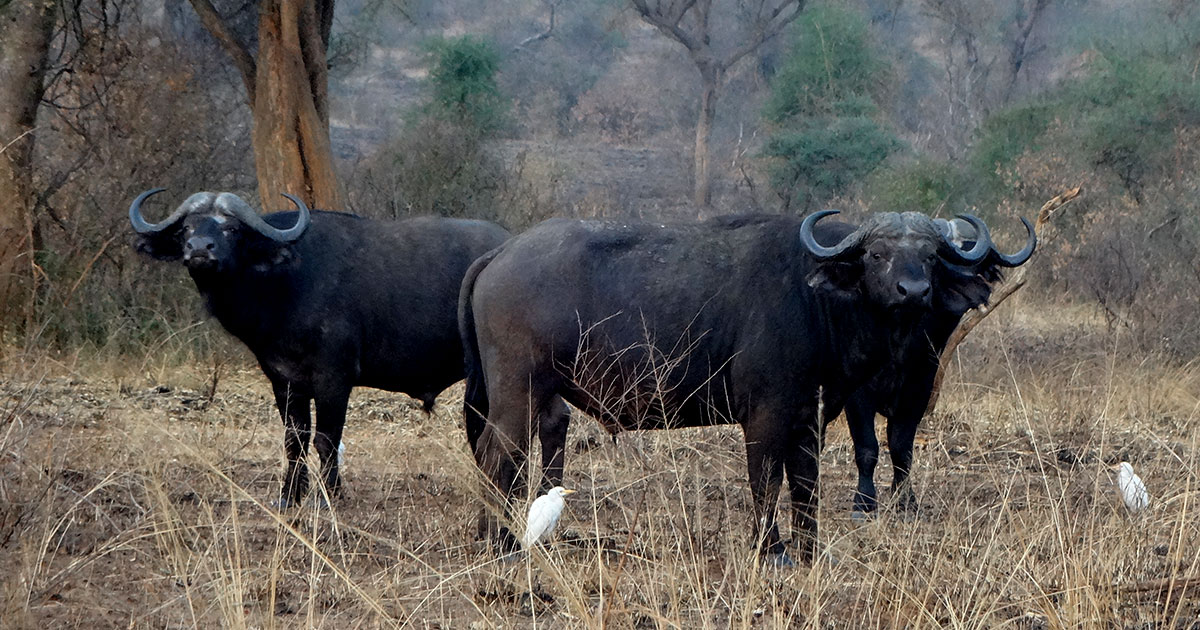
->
[841,217,1035,516]
[130,189,509,506]
[459,209,1032,565]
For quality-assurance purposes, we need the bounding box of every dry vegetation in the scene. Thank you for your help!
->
[2,299,1199,629]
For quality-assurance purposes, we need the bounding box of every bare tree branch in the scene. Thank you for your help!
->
[723,0,806,71]
[187,0,257,105]
[631,0,702,51]
[513,0,560,52]
[926,186,1082,413]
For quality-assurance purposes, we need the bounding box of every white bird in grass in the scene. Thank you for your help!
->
[523,487,576,549]
[1115,462,1149,513]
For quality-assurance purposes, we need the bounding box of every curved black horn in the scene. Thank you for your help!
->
[990,216,1037,267]
[213,192,311,243]
[800,209,863,260]
[129,189,214,234]
[937,213,990,264]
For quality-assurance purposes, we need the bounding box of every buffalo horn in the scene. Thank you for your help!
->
[991,216,1037,267]
[213,192,311,243]
[936,214,989,265]
[800,209,863,260]
[129,189,216,234]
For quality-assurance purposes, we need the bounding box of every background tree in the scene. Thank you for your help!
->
[0,0,56,335]
[188,0,345,209]
[631,0,806,207]
[763,6,899,211]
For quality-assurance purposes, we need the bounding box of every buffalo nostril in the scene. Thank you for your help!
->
[897,280,930,299]
[204,241,215,251]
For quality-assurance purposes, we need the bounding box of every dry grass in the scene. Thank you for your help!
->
[2,299,1199,629]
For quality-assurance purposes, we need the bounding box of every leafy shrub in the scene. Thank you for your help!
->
[763,117,900,211]
[865,158,965,214]
[761,5,900,211]
[424,35,508,134]
[763,5,886,124]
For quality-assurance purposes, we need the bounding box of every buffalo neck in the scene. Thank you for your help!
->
[809,291,923,409]
[189,266,298,346]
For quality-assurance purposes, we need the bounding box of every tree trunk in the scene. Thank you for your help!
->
[0,0,55,335]
[252,0,345,211]
[693,68,721,208]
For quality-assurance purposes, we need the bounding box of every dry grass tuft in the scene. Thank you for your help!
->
[2,299,1199,628]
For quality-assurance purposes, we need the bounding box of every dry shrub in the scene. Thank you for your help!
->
[1000,127,1200,358]
[345,119,565,230]
[25,1,252,358]
[569,40,695,144]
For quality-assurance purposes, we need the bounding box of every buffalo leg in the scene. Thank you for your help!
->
[784,423,822,564]
[886,415,919,512]
[536,396,571,492]
[313,386,352,503]
[844,394,880,515]
[743,417,788,561]
[463,371,489,453]
[272,380,312,507]
[474,385,539,553]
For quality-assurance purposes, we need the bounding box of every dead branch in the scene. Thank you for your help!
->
[925,186,1082,414]
[513,1,559,52]
[187,0,257,105]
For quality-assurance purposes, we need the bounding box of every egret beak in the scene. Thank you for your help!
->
[561,489,577,496]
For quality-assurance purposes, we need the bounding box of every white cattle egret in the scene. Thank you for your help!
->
[523,487,576,549]
[1115,462,1149,513]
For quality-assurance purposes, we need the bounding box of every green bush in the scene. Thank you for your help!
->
[761,5,899,210]
[764,116,900,211]
[764,5,886,124]
[424,35,508,134]
[865,158,964,215]
[969,47,1200,201]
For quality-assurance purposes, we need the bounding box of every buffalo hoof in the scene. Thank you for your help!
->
[894,488,919,514]
[764,551,796,569]
[271,497,301,511]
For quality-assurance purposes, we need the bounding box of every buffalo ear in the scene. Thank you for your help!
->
[935,266,993,315]
[133,232,184,262]
[244,234,296,272]
[807,261,863,298]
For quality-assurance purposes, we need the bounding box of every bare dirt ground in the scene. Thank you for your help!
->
[2,301,1199,629]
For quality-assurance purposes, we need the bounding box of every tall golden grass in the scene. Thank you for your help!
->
[1,298,1198,628]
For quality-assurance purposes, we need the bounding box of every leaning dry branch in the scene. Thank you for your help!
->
[925,186,1082,413]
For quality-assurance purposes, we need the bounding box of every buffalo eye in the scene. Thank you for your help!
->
[871,252,882,261]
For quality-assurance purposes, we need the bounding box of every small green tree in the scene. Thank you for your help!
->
[424,35,507,135]
[762,6,899,211]
[350,35,513,223]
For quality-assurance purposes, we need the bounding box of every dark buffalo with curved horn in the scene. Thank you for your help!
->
[131,190,509,506]
[459,210,1033,565]
[838,215,1036,517]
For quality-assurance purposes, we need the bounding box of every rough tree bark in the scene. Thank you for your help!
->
[0,0,56,334]
[188,0,345,210]
[631,0,806,207]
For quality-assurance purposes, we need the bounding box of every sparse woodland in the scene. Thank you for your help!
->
[1,0,1199,627]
